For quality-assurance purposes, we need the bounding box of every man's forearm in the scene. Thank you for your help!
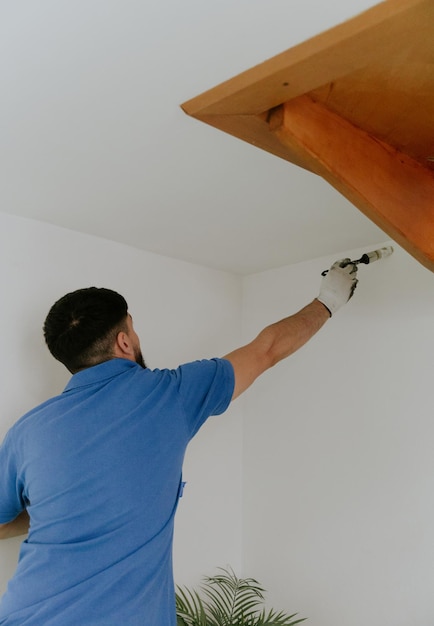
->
[225,299,330,399]
[258,299,330,367]
[0,510,30,540]
[225,260,358,401]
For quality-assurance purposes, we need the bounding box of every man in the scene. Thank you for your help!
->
[0,260,357,625]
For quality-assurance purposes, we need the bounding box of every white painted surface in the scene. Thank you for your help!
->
[0,212,243,593]
[242,243,434,625]
[1,0,385,274]
[1,213,434,624]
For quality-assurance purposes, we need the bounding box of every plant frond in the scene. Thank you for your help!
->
[201,567,265,624]
[175,585,209,626]
[175,567,307,626]
[254,608,308,625]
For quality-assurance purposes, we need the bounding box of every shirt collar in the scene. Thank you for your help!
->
[63,358,139,393]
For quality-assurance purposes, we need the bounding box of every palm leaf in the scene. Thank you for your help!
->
[175,567,307,626]
[201,567,265,624]
[176,585,209,626]
[252,608,307,625]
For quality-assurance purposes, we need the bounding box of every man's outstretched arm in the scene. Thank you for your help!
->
[224,260,358,400]
[0,510,30,540]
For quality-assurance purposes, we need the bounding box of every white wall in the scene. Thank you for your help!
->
[2,213,434,625]
[0,212,243,593]
[241,243,434,626]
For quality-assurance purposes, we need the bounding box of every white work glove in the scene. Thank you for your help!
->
[317,258,358,316]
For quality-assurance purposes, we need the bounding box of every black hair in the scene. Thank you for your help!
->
[43,287,129,373]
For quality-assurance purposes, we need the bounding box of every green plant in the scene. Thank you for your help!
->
[176,566,306,626]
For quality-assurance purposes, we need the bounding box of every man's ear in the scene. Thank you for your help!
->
[114,331,135,359]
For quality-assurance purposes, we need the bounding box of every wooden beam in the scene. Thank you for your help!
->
[181,0,434,271]
[182,0,431,117]
[191,110,320,174]
[269,96,434,271]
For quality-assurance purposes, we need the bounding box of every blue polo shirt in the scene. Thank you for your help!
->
[0,357,234,625]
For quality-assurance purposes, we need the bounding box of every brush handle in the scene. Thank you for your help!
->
[356,246,394,265]
[321,246,393,275]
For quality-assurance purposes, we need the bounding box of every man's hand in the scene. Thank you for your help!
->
[0,510,30,540]
[317,259,358,316]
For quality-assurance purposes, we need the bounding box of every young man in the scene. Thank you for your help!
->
[0,260,357,625]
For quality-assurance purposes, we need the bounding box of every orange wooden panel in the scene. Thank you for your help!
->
[182,0,431,117]
[270,96,434,271]
[181,0,434,271]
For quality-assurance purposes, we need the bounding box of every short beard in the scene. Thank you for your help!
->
[135,349,147,369]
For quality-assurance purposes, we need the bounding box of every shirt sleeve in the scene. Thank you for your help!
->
[175,358,235,438]
[0,430,26,523]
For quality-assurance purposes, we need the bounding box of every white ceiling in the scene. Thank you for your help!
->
[1,0,387,275]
